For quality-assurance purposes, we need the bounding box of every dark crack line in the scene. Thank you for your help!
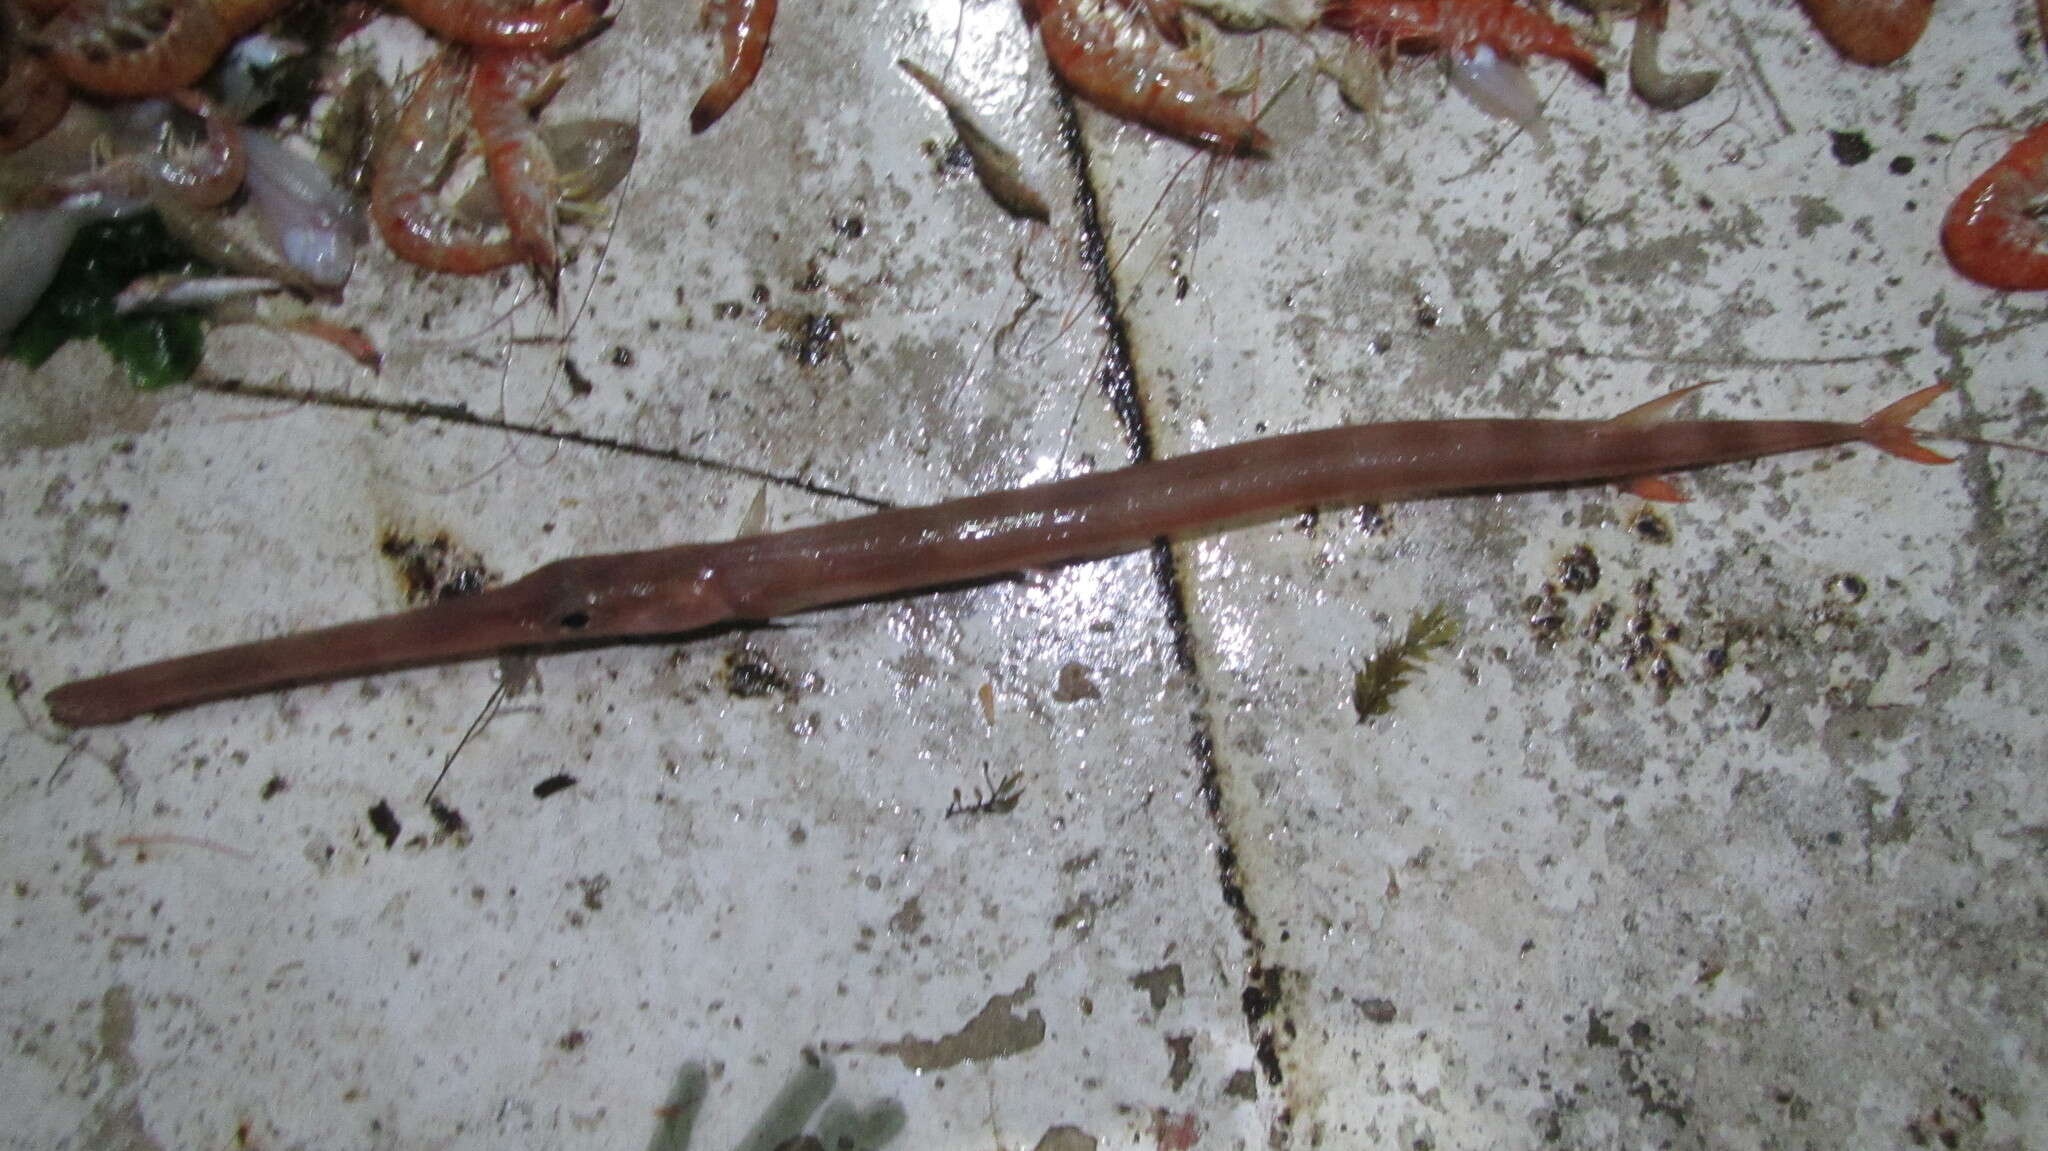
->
[1049,90,1154,462]
[192,377,893,510]
[1049,84,1286,1097]
[1943,309,2048,350]
[1523,344,1917,368]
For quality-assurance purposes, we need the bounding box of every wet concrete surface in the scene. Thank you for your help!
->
[2,1,2045,1148]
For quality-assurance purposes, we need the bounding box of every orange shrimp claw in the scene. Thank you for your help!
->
[1795,0,1931,67]
[1860,383,1955,466]
[690,0,777,134]
[1942,122,2048,292]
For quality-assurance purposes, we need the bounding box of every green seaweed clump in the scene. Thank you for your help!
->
[6,214,210,389]
[1353,605,1460,722]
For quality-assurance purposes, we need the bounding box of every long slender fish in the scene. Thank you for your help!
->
[46,385,1958,727]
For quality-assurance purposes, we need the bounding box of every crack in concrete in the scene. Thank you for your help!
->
[192,377,893,511]
[1941,309,2048,350]
[1524,344,1917,368]
[1049,84,1289,1132]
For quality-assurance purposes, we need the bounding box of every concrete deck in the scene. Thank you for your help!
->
[3,2,2044,1147]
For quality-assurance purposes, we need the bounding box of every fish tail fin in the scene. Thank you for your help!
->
[1861,383,1956,465]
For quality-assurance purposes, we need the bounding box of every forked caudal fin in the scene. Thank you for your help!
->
[1862,383,1956,465]
[1603,379,1964,499]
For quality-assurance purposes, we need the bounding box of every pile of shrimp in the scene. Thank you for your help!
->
[3,0,2044,384]
[1017,0,1636,156]
[1013,0,2048,292]
[0,0,776,363]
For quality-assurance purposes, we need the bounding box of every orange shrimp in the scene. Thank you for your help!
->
[1322,0,1608,87]
[1796,0,1931,67]
[1026,0,1270,156]
[391,0,610,53]
[371,49,524,277]
[0,13,68,154]
[152,89,246,208]
[44,88,244,209]
[690,0,777,134]
[37,0,290,98]
[1942,121,2048,291]
[469,50,564,300]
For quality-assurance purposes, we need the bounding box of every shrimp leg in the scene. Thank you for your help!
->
[45,385,1959,726]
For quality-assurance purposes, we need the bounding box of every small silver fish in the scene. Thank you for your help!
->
[114,275,284,315]
[898,59,1052,224]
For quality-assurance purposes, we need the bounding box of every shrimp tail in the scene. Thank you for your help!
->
[1563,55,1607,90]
[1860,383,1956,465]
[690,0,777,134]
[471,50,564,303]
